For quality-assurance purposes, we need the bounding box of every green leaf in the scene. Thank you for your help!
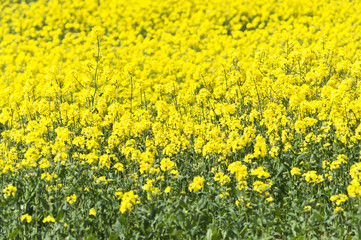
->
[109,233,119,240]
[313,210,323,221]
[58,168,67,179]
[113,220,125,238]
[9,228,20,239]
[196,198,206,210]
[41,198,50,211]
[56,209,64,221]
[206,228,213,240]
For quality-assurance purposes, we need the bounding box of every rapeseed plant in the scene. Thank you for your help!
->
[1,0,361,238]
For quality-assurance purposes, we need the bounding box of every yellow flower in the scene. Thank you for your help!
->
[350,162,361,181]
[113,162,124,172]
[160,158,176,171]
[170,170,179,176]
[253,135,268,158]
[188,176,205,192]
[334,206,344,213]
[143,179,155,192]
[330,194,348,205]
[38,159,50,169]
[21,214,32,223]
[214,172,230,186]
[89,208,96,216]
[114,191,123,200]
[325,173,332,180]
[67,194,77,205]
[302,171,324,183]
[219,192,229,198]
[304,206,311,211]
[235,198,243,206]
[228,161,248,181]
[251,166,270,178]
[157,176,165,181]
[41,172,53,181]
[3,184,17,199]
[253,181,272,193]
[43,215,55,223]
[91,26,105,41]
[96,176,108,184]
[348,179,361,197]
[290,167,302,176]
[330,154,348,171]
[164,186,172,193]
[119,190,140,213]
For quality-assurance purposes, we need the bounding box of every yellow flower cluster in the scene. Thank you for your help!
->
[89,208,96,216]
[160,158,176,172]
[21,214,32,223]
[253,181,272,194]
[2,184,17,199]
[67,194,77,205]
[291,167,302,176]
[43,215,56,223]
[348,162,361,197]
[1,0,361,232]
[330,194,348,206]
[251,166,270,179]
[214,172,230,186]
[228,161,248,190]
[142,178,161,199]
[302,171,324,184]
[189,176,206,192]
[117,191,140,213]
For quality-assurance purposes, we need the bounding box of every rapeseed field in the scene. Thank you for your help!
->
[1,0,361,239]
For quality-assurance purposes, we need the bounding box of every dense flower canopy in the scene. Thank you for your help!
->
[1,0,361,239]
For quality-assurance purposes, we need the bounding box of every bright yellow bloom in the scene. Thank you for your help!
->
[67,194,77,205]
[119,191,140,213]
[235,198,243,206]
[160,158,176,171]
[330,194,348,205]
[43,215,55,223]
[188,176,205,192]
[38,159,50,169]
[348,179,361,197]
[91,26,105,41]
[330,154,348,171]
[251,166,270,179]
[214,172,230,186]
[219,192,229,198]
[3,184,17,199]
[1,0,361,234]
[228,161,248,181]
[21,214,32,223]
[290,167,302,176]
[350,162,361,181]
[113,162,124,172]
[253,135,268,158]
[302,171,324,183]
[89,208,96,216]
[164,186,172,193]
[96,176,108,184]
[304,206,311,211]
[253,181,272,194]
[334,206,344,213]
